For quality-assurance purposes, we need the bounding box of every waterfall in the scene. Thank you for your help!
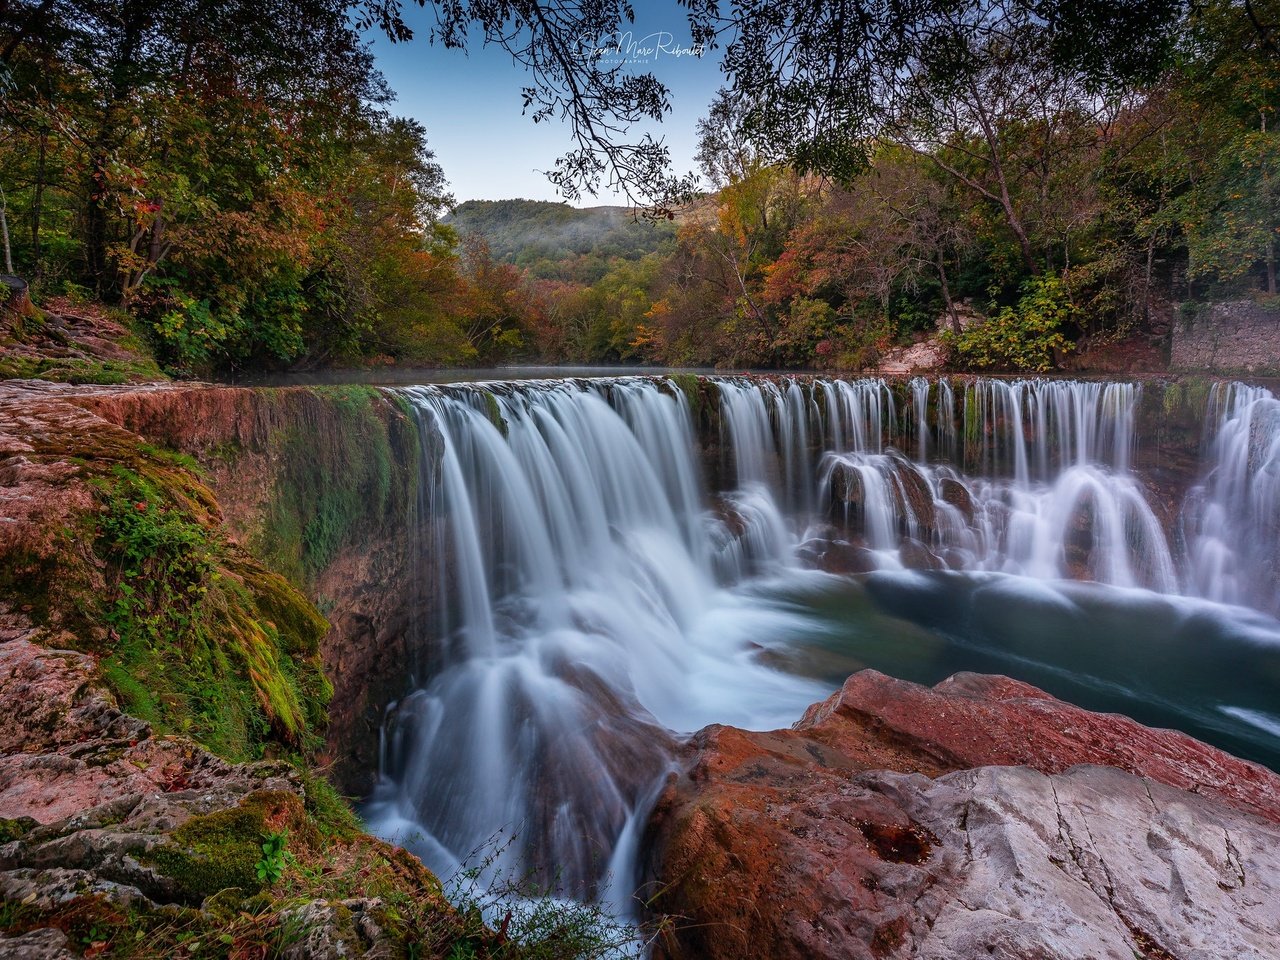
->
[797,378,1176,589]
[364,379,827,904]
[365,372,1280,920]
[1185,382,1280,614]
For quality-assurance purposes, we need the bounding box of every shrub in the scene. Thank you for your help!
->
[945,274,1075,372]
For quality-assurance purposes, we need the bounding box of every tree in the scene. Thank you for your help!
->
[688,0,1184,186]
[1165,0,1280,294]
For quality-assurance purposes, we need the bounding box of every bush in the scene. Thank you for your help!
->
[945,274,1074,372]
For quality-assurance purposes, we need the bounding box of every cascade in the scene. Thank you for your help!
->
[364,379,827,904]
[1185,382,1280,614]
[365,373,1280,921]
[803,378,1177,589]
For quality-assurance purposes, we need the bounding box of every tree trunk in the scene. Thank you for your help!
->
[1267,233,1277,296]
[0,196,13,274]
[31,130,45,266]
[937,249,962,335]
[1143,231,1157,324]
[83,152,111,291]
[84,0,148,295]
[968,79,1039,276]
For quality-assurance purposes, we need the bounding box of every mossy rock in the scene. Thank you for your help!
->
[145,791,303,905]
[0,816,38,844]
[477,389,509,437]
[254,387,415,585]
[202,886,251,921]
[0,548,56,625]
[668,373,702,416]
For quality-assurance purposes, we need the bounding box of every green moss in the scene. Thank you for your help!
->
[254,387,416,586]
[0,354,167,384]
[204,438,243,463]
[295,767,363,840]
[669,374,701,415]
[0,816,37,844]
[0,547,56,625]
[1178,300,1207,329]
[1160,376,1214,419]
[480,389,508,436]
[145,793,299,904]
[92,457,331,760]
[136,443,202,474]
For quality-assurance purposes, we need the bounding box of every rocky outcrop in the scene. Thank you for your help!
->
[0,381,487,958]
[0,633,284,824]
[0,621,467,958]
[0,294,166,384]
[644,670,1280,959]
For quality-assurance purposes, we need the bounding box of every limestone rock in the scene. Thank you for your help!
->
[0,927,79,960]
[645,670,1280,959]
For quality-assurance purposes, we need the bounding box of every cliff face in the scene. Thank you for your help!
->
[0,380,480,959]
[75,384,431,795]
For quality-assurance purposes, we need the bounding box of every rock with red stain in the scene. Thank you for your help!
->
[644,670,1280,959]
[797,671,1280,824]
[0,632,298,825]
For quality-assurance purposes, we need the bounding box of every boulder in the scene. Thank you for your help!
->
[644,670,1280,959]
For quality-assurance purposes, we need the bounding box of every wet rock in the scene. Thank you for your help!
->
[645,670,1280,959]
[1063,492,1098,581]
[937,477,974,523]
[795,671,1280,822]
[887,455,936,538]
[898,537,944,571]
[798,538,879,575]
[829,464,864,509]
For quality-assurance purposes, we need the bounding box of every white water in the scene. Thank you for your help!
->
[798,378,1177,589]
[364,379,830,909]
[1184,382,1280,614]
[365,374,1280,920]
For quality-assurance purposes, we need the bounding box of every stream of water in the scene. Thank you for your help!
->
[362,375,1280,917]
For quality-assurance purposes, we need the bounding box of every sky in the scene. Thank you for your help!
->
[367,2,723,207]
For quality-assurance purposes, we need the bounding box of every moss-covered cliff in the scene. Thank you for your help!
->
[75,384,432,793]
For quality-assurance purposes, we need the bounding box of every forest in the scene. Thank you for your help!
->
[0,0,1276,375]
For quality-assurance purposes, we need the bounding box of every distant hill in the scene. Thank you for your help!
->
[446,199,678,282]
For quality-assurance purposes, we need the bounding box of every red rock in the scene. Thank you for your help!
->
[643,670,1280,959]
[796,671,1280,823]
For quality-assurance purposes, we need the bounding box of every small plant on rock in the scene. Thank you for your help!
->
[255,829,292,885]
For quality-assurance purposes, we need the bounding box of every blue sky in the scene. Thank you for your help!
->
[367,3,722,206]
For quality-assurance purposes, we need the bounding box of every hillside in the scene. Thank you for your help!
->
[447,199,678,283]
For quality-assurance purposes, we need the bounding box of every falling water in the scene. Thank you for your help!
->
[365,373,1280,924]
[1185,382,1280,614]
[364,379,828,905]
[760,378,1179,589]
